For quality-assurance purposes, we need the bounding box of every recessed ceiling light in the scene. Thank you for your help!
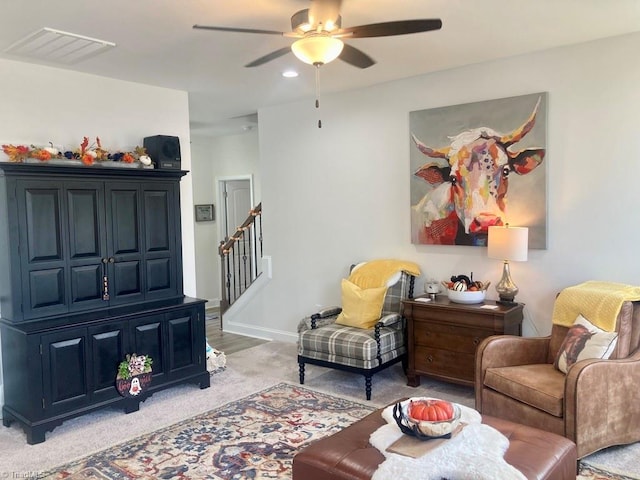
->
[282,70,299,78]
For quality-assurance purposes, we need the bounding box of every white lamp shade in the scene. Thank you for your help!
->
[291,35,344,65]
[488,226,529,262]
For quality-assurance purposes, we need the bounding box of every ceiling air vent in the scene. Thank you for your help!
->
[3,27,115,65]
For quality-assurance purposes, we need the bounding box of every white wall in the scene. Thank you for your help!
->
[0,59,197,408]
[231,32,640,342]
[191,130,261,306]
[190,135,218,305]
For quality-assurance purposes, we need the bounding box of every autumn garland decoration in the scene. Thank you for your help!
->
[2,137,151,166]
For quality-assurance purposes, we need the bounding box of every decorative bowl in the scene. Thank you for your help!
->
[447,288,486,304]
[393,398,461,440]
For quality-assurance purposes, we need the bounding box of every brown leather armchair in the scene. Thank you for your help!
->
[475,299,640,458]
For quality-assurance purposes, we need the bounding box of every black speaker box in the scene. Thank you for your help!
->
[143,135,181,169]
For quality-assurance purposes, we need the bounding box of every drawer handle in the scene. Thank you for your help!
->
[473,337,480,346]
[427,355,433,363]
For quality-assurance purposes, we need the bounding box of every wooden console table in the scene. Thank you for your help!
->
[402,296,523,387]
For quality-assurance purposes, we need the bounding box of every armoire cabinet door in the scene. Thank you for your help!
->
[89,322,127,403]
[66,181,108,312]
[41,328,90,416]
[16,181,68,319]
[167,307,202,379]
[142,183,179,299]
[105,183,144,305]
[129,315,167,385]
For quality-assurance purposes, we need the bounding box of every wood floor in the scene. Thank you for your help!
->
[205,310,270,355]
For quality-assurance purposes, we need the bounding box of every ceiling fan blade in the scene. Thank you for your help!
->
[193,24,286,36]
[339,19,442,38]
[245,47,291,67]
[339,43,375,69]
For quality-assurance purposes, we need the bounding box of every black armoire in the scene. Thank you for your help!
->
[0,162,210,444]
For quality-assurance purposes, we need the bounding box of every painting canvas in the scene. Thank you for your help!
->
[409,92,547,248]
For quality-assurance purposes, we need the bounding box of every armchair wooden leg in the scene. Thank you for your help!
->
[299,362,305,385]
[365,375,372,401]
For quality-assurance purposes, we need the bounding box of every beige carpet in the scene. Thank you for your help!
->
[0,341,637,478]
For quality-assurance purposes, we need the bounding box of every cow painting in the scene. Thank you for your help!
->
[410,96,546,246]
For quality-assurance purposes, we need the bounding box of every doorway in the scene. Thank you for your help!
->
[217,176,255,306]
[219,178,253,242]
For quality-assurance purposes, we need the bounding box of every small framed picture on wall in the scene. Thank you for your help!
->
[195,204,215,222]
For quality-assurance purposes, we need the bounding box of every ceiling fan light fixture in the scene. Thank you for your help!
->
[291,35,344,65]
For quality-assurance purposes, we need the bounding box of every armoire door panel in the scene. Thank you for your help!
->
[67,188,102,259]
[168,315,194,371]
[146,258,171,292]
[112,261,142,297]
[90,324,126,401]
[130,318,165,382]
[109,189,140,255]
[42,330,90,414]
[29,268,65,309]
[71,264,103,303]
[24,188,63,262]
[166,308,202,379]
[144,190,170,252]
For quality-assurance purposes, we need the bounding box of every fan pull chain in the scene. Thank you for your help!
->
[315,64,322,128]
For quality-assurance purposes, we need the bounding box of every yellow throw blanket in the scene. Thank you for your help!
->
[348,259,421,289]
[552,281,640,332]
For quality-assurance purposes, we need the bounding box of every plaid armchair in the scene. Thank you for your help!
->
[297,268,416,400]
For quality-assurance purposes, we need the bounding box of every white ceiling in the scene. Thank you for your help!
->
[2,0,640,136]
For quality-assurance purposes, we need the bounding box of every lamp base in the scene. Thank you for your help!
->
[496,298,519,307]
[495,261,520,306]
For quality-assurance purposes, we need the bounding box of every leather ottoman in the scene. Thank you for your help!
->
[292,408,577,480]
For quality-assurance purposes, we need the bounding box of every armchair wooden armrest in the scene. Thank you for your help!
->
[309,306,343,329]
[313,306,343,319]
[565,348,640,457]
[297,307,342,333]
[376,313,402,328]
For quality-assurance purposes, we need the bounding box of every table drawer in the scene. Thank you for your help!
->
[413,346,475,383]
[413,322,490,353]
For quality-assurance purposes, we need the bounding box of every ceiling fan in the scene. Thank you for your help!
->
[193,0,442,69]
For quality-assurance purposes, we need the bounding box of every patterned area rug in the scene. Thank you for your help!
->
[578,464,640,480]
[41,383,375,479]
[39,381,634,480]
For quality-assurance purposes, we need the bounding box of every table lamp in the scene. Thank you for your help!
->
[487,224,528,305]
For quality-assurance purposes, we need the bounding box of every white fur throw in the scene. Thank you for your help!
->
[370,402,526,480]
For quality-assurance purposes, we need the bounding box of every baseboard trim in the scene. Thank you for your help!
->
[223,320,297,344]
[219,255,297,343]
